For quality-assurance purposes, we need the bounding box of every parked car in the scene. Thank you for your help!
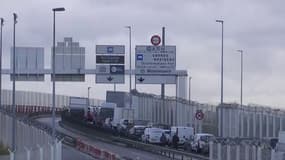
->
[184,133,214,154]
[141,128,164,144]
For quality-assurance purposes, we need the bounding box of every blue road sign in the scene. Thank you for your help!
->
[107,46,114,53]
[137,54,143,60]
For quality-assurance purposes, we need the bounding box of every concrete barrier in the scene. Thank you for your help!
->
[75,138,120,160]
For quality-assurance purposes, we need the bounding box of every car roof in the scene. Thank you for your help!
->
[133,125,146,128]
[146,127,163,131]
[195,133,214,136]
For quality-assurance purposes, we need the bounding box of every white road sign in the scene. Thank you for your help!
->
[96,75,125,84]
[135,45,176,75]
[96,45,125,54]
[95,45,125,84]
[135,75,176,84]
[96,65,110,74]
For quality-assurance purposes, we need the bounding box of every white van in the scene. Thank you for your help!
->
[141,128,164,144]
[170,126,194,145]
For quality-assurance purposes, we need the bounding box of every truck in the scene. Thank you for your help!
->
[170,126,194,145]
[109,107,135,135]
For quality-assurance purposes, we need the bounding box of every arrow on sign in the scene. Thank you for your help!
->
[107,76,114,82]
[138,77,145,83]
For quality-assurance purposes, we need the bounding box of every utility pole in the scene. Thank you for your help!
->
[216,19,224,137]
[52,7,65,160]
[0,18,4,111]
[12,12,17,153]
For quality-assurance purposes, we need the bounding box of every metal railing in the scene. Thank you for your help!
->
[0,110,62,160]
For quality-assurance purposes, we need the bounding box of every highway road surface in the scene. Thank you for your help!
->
[62,144,96,160]
[36,117,172,160]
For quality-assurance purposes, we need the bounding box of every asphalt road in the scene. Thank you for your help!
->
[62,145,96,160]
[0,146,95,160]
[36,117,171,160]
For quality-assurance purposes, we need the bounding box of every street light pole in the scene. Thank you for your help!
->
[237,50,243,108]
[216,19,224,137]
[125,26,132,93]
[12,13,17,153]
[88,87,91,106]
[237,49,244,137]
[125,26,132,108]
[189,76,192,103]
[52,7,65,150]
[0,18,4,111]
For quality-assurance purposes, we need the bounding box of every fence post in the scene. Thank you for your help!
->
[209,141,213,160]
[236,145,240,160]
[25,147,31,160]
[50,143,54,160]
[245,144,249,160]
[8,149,14,160]
[257,146,262,160]
[252,145,256,160]
[271,149,275,160]
[226,144,231,160]
[56,140,62,160]
[218,143,222,160]
[37,144,43,160]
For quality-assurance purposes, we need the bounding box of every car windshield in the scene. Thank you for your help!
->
[152,130,163,134]
[123,120,129,125]
[200,135,213,142]
[133,120,149,125]
[136,129,144,133]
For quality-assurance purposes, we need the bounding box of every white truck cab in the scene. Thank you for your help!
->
[170,126,194,145]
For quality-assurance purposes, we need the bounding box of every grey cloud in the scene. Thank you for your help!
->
[1,0,285,107]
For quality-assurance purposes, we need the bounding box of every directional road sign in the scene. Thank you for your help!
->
[135,45,176,75]
[96,75,125,84]
[96,55,124,64]
[135,75,176,84]
[96,65,124,74]
[96,45,125,84]
[96,45,125,55]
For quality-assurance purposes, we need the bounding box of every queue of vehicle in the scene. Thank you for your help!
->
[67,101,214,154]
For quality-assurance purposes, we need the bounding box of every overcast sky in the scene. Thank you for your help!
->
[1,0,285,108]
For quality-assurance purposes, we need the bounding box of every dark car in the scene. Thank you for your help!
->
[128,125,146,140]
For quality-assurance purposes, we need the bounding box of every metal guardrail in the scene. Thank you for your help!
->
[3,107,209,160]
[113,137,209,160]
